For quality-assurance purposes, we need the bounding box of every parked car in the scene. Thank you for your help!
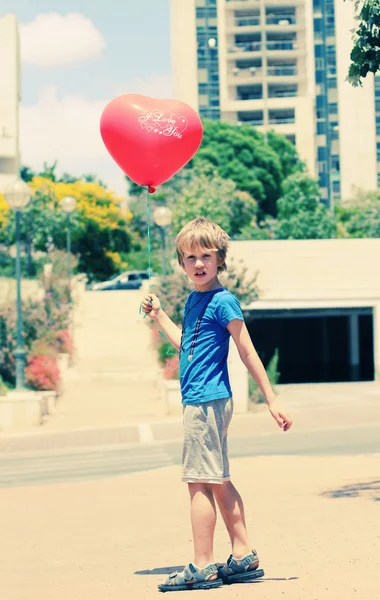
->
[91,270,156,291]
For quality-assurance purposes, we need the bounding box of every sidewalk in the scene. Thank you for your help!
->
[1,288,379,452]
[0,454,379,599]
[0,379,379,453]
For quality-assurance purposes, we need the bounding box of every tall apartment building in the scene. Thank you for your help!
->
[0,14,21,192]
[171,0,378,207]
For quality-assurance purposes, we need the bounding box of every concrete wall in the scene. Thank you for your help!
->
[229,238,380,302]
[228,238,380,383]
[0,14,20,192]
[170,0,199,109]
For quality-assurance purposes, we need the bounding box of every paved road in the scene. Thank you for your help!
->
[1,421,379,488]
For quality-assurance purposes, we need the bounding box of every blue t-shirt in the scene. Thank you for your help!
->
[179,287,244,405]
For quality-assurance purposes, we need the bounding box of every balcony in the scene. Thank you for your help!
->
[237,93,263,101]
[238,119,264,127]
[267,66,297,77]
[266,15,296,26]
[234,16,260,27]
[266,41,298,51]
[269,109,295,125]
[268,86,298,98]
[236,85,263,101]
[228,41,262,54]
[269,116,295,124]
[228,66,263,81]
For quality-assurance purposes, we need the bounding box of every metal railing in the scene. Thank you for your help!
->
[269,89,297,98]
[267,66,297,76]
[238,119,264,126]
[269,116,295,124]
[228,42,262,53]
[237,94,263,101]
[266,41,296,51]
[228,67,262,78]
[266,16,296,25]
[228,41,298,54]
[235,17,260,27]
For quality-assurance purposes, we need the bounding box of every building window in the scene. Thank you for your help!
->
[318,146,327,161]
[269,108,295,125]
[328,78,337,88]
[285,134,296,145]
[331,155,340,171]
[315,57,324,69]
[317,121,326,134]
[332,181,340,194]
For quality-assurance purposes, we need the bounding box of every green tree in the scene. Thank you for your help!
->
[347,0,380,86]
[335,189,380,237]
[127,120,304,218]
[170,167,257,238]
[1,177,133,282]
[274,173,336,240]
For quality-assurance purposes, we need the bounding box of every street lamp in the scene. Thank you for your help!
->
[153,206,172,278]
[4,179,32,390]
[60,196,77,297]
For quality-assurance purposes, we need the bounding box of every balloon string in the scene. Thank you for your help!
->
[140,188,177,369]
[146,188,152,283]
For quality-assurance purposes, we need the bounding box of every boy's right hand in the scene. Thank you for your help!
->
[141,294,162,320]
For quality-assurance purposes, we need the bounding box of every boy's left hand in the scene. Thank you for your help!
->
[267,398,293,432]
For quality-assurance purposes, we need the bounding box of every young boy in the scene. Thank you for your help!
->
[141,217,292,592]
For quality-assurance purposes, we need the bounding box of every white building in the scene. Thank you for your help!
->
[171,0,379,207]
[0,14,21,192]
[226,238,380,412]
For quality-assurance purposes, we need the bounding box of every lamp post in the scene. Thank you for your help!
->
[153,207,172,278]
[4,179,32,390]
[60,196,77,297]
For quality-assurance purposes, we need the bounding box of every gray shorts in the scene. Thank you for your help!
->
[182,397,233,484]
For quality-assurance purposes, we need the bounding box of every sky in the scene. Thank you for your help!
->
[3,0,172,195]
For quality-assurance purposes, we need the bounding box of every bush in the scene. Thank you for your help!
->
[25,355,61,392]
[0,375,9,396]
[249,349,280,406]
[0,273,73,386]
[151,323,179,379]
[54,329,74,357]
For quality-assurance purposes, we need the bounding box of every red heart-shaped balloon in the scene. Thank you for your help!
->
[100,94,203,190]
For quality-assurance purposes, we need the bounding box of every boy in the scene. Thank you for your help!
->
[141,217,292,592]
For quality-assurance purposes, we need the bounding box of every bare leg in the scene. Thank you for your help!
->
[212,481,252,559]
[188,483,218,570]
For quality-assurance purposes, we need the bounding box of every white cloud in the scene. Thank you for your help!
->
[19,77,174,194]
[20,13,106,67]
[19,85,126,194]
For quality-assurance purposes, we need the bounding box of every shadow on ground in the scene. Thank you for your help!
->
[135,566,298,582]
[322,479,380,502]
[135,566,186,575]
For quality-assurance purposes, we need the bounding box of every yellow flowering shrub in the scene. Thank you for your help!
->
[0,193,10,232]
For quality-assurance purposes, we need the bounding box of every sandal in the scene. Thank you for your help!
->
[217,549,265,585]
[158,563,222,592]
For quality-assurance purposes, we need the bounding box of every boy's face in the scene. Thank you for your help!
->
[182,245,222,290]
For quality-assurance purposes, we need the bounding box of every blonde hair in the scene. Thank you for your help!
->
[175,218,230,273]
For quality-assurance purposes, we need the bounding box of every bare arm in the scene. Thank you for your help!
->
[141,294,182,351]
[227,319,292,431]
